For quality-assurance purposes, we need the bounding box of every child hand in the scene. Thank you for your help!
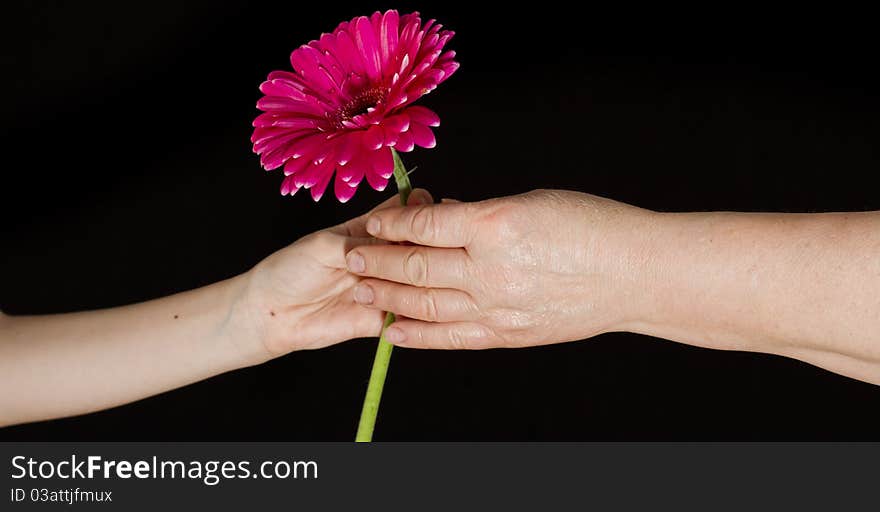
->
[234,189,433,364]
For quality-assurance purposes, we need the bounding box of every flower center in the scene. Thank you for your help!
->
[329,87,387,128]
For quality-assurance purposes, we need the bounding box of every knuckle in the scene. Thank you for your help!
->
[446,324,497,350]
[410,206,436,241]
[414,326,427,348]
[461,294,482,320]
[402,247,429,286]
[489,308,534,331]
[478,204,520,240]
[448,329,470,350]
[304,230,336,249]
[421,289,440,322]
[483,309,534,347]
[477,323,509,349]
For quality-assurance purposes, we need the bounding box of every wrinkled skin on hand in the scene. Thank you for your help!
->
[346,189,656,349]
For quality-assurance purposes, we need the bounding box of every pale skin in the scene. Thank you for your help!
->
[346,189,880,385]
[0,190,432,428]
[3,188,877,428]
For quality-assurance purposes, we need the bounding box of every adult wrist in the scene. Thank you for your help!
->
[587,205,665,336]
[616,211,772,354]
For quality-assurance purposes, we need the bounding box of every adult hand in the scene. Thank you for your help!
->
[344,190,654,349]
[237,188,433,363]
[343,188,880,385]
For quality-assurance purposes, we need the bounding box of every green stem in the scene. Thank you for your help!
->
[355,149,411,442]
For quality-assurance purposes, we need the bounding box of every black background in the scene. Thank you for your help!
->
[2,2,878,440]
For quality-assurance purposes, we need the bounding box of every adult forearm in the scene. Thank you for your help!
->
[0,274,254,427]
[626,210,880,384]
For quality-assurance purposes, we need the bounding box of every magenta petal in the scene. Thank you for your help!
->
[267,70,301,83]
[261,143,293,170]
[378,10,400,74]
[334,30,367,76]
[338,155,362,182]
[290,45,335,94]
[395,130,415,153]
[310,168,334,201]
[382,125,400,146]
[289,133,328,159]
[280,175,301,196]
[368,147,394,176]
[336,133,360,166]
[397,54,411,75]
[389,92,408,108]
[437,49,457,65]
[365,170,389,191]
[405,106,441,127]
[334,172,358,202]
[352,16,381,81]
[259,80,307,101]
[383,113,409,133]
[283,155,311,176]
[370,11,383,35]
[257,96,308,112]
[439,61,460,82]
[253,130,305,154]
[251,126,282,144]
[409,121,436,148]
[363,125,384,150]
[424,68,446,84]
[251,112,279,128]
[295,158,332,188]
[347,170,364,188]
[252,114,316,130]
[312,140,336,166]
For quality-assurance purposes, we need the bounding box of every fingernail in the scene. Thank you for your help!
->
[353,284,374,304]
[366,217,381,236]
[385,326,406,343]
[346,252,365,273]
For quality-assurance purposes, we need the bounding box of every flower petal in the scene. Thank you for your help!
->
[338,156,366,183]
[256,98,327,119]
[296,158,332,188]
[290,45,335,94]
[382,123,400,147]
[310,167,335,201]
[334,30,367,77]
[260,144,291,170]
[259,79,307,101]
[252,113,318,130]
[289,133,330,159]
[409,121,436,148]
[334,171,358,202]
[383,113,410,133]
[394,130,415,153]
[365,170,389,191]
[336,133,360,166]
[378,10,399,77]
[405,105,441,127]
[283,155,312,176]
[280,175,301,196]
[368,147,394,177]
[353,16,381,82]
[363,125,384,150]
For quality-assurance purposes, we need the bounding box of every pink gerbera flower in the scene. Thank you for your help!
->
[251,10,458,201]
